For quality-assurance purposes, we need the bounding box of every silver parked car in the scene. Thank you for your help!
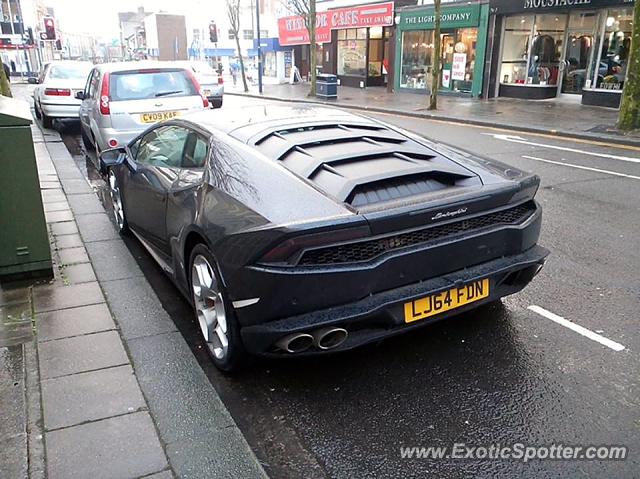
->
[78,62,209,157]
[173,61,224,108]
[33,60,93,128]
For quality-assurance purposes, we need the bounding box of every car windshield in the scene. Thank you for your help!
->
[110,69,198,101]
[48,64,91,80]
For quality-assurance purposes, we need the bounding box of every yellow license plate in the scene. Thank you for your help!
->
[404,278,490,323]
[140,111,180,123]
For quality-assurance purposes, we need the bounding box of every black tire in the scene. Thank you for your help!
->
[211,98,223,109]
[34,101,42,119]
[41,111,53,128]
[107,169,130,235]
[81,127,93,149]
[189,244,246,372]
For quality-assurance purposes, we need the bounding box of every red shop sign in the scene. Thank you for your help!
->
[278,1,394,46]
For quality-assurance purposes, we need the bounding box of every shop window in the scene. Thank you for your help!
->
[530,14,565,86]
[370,26,383,40]
[338,38,366,76]
[448,28,477,93]
[500,15,534,85]
[594,9,633,90]
[399,30,434,89]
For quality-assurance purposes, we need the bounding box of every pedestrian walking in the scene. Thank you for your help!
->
[230,60,239,86]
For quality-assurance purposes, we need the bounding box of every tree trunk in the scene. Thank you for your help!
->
[235,35,249,93]
[428,0,441,111]
[618,2,640,131]
[0,58,12,98]
[308,0,317,97]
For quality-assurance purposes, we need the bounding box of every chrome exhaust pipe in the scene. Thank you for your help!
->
[275,333,314,353]
[313,327,348,350]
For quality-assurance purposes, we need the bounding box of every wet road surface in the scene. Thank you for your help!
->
[54,96,639,478]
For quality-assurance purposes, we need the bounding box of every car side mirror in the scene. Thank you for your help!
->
[99,147,126,167]
[75,91,85,100]
[27,76,39,84]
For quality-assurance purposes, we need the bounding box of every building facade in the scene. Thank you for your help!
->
[394,1,490,96]
[486,0,636,107]
[144,13,188,61]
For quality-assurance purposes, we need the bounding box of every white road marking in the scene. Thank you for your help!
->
[485,133,640,164]
[528,305,625,352]
[522,155,640,180]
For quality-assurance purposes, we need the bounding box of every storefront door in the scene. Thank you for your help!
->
[560,12,599,95]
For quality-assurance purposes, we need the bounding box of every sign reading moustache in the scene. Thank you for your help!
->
[490,0,633,14]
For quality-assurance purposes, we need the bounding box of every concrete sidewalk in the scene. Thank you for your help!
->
[1,102,267,478]
[225,80,640,147]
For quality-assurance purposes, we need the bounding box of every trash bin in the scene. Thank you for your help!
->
[0,96,53,281]
[316,74,338,100]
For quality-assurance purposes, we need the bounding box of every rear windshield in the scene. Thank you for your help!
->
[48,64,91,80]
[109,69,198,101]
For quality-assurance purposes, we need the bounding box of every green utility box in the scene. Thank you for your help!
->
[0,96,53,281]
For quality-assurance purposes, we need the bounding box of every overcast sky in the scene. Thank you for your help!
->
[48,0,201,39]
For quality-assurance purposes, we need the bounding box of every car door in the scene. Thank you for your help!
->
[80,68,98,134]
[123,124,190,253]
[35,64,50,107]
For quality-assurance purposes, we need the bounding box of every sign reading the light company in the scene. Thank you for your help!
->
[399,5,480,30]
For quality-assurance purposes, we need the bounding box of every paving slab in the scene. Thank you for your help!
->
[40,189,66,203]
[33,281,103,313]
[0,286,30,307]
[45,412,167,479]
[38,330,128,379]
[45,210,74,224]
[61,263,96,284]
[0,345,28,478]
[43,201,70,213]
[37,303,115,342]
[75,212,120,243]
[59,178,93,195]
[101,278,176,340]
[42,364,145,430]
[58,246,90,266]
[50,221,78,236]
[54,233,83,249]
[66,193,106,216]
[85,240,144,282]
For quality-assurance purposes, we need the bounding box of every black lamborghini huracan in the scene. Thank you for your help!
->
[100,104,549,371]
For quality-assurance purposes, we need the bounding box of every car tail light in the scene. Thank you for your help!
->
[99,72,111,115]
[218,76,224,85]
[108,138,118,148]
[260,226,370,264]
[184,68,209,108]
[44,88,71,96]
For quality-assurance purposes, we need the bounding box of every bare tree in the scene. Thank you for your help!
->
[286,0,317,96]
[428,0,441,110]
[0,58,12,97]
[227,0,249,92]
[617,1,639,130]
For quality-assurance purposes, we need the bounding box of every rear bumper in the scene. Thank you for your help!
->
[95,127,143,151]
[240,244,549,356]
[40,101,81,118]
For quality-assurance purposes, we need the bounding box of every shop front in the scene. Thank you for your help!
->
[489,0,636,107]
[394,2,490,96]
[251,38,294,84]
[278,1,395,87]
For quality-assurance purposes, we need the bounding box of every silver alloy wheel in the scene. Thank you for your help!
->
[108,171,125,230]
[191,254,229,360]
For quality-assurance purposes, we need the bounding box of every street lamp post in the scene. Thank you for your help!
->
[256,0,263,93]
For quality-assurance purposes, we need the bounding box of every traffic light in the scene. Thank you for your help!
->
[209,22,218,43]
[44,17,56,40]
